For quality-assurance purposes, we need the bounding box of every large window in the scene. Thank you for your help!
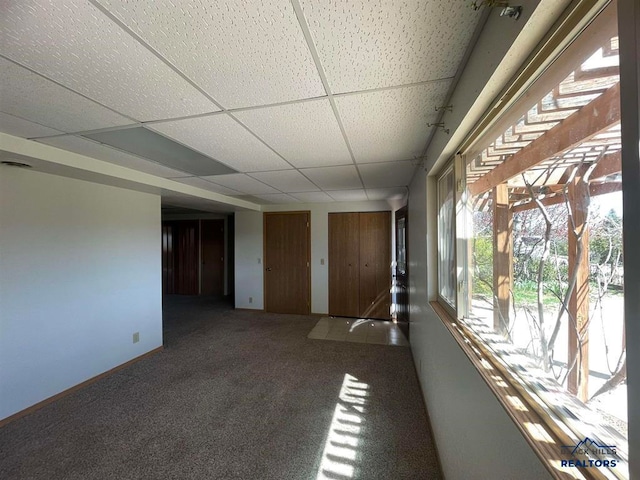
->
[437,166,456,308]
[437,3,629,478]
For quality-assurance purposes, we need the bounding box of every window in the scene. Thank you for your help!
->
[437,166,456,308]
[436,3,629,477]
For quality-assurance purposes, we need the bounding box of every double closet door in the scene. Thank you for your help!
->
[328,212,391,320]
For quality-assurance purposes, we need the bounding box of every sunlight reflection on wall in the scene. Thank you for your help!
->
[316,374,369,479]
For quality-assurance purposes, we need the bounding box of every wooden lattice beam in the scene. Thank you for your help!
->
[510,182,622,213]
[468,83,621,197]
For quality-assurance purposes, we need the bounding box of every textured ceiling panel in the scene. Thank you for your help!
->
[84,127,237,176]
[171,176,242,196]
[203,174,280,195]
[290,191,335,203]
[150,115,292,172]
[0,0,219,121]
[359,160,416,188]
[0,58,132,133]
[300,165,363,190]
[327,190,369,202]
[96,0,326,109]
[335,82,449,163]
[248,170,319,193]
[0,112,63,138]
[235,99,352,168]
[253,193,301,204]
[37,135,191,178]
[300,0,482,93]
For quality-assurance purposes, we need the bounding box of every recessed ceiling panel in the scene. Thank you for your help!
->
[299,165,363,190]
[171,177,242,196]
[37,135,191,178]
[290,191,335,203]
[327,190,369,202]
[84,127,237,176]
[0,58,132,133]
[149,115,292,172]
[366,187,408,201]
[235,99,352,168]
[0,0,219,121]
[0,112,63,138]
[335,83,449,164]
[253,194,301,204]
[300,0,482,93]
[95,0,326,109]
[202,174,280,195]
[248,170,319,193]
[359,161,416,188]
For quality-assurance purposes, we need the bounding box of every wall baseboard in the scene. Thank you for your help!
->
[0,346,163,428]
[234,307,265,313]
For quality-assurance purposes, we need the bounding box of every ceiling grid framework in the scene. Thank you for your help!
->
[0,0,484,209]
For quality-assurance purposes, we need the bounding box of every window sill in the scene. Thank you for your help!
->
[430,301,621,480]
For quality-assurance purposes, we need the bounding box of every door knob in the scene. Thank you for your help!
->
[266,267,272,271]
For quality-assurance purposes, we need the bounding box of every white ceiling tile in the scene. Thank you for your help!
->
[171,177,242,196]
[359,161,416,188]
[202,174,280,195]
[327,190,369,202]
[37,135,191,178]
[0,0,219,121]
[248,170,319,193]
[300,0,482,93]
[299,165,362,190]
[290,191,335,203]
[95,0,325,109]
[149,115,292,173]
[253,193,301,204]
[0,58,132,133]
[0,112,63,138]
[366,187,408,201]
[335,83,449,164]
[235,99,352,168]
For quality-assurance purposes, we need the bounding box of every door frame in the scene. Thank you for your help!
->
[395,206,409,335]
[263,211,311,314]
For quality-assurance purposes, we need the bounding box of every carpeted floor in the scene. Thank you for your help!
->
[0,296,442,479]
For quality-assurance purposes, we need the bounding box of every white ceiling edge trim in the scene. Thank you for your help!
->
[0,133,260,212]
[421,0,578,176]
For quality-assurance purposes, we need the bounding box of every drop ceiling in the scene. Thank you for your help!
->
[0,0,484,209]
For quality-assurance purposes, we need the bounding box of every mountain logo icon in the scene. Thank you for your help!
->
[561,437,617,456]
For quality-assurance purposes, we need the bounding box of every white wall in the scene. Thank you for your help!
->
[0,167,162,420]
[234,201,391,313]
[408,171,550,480]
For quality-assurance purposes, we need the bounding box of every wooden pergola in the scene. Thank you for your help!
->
[465,39,621,402]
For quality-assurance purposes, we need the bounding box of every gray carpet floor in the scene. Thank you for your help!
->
[0,296,442,479]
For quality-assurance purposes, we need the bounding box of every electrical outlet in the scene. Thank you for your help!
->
[320,258,325,265]
[249,297,253,304]
[257,258,261,264]
[133,332,140,344]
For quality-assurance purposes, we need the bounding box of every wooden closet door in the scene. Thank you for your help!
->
[359,212,391,319]
[328,213,360,317]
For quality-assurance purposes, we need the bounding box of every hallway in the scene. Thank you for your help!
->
[0,297,441,479]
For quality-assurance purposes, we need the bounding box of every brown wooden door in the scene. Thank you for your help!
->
[359,212,391,319]
[264,212,310,314]
[329,213,360,317]
[201,219,224,296]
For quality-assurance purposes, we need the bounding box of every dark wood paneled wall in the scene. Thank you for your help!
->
[162,220,199,295]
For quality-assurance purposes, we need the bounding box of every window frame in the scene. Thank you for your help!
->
[430,2,631,478]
